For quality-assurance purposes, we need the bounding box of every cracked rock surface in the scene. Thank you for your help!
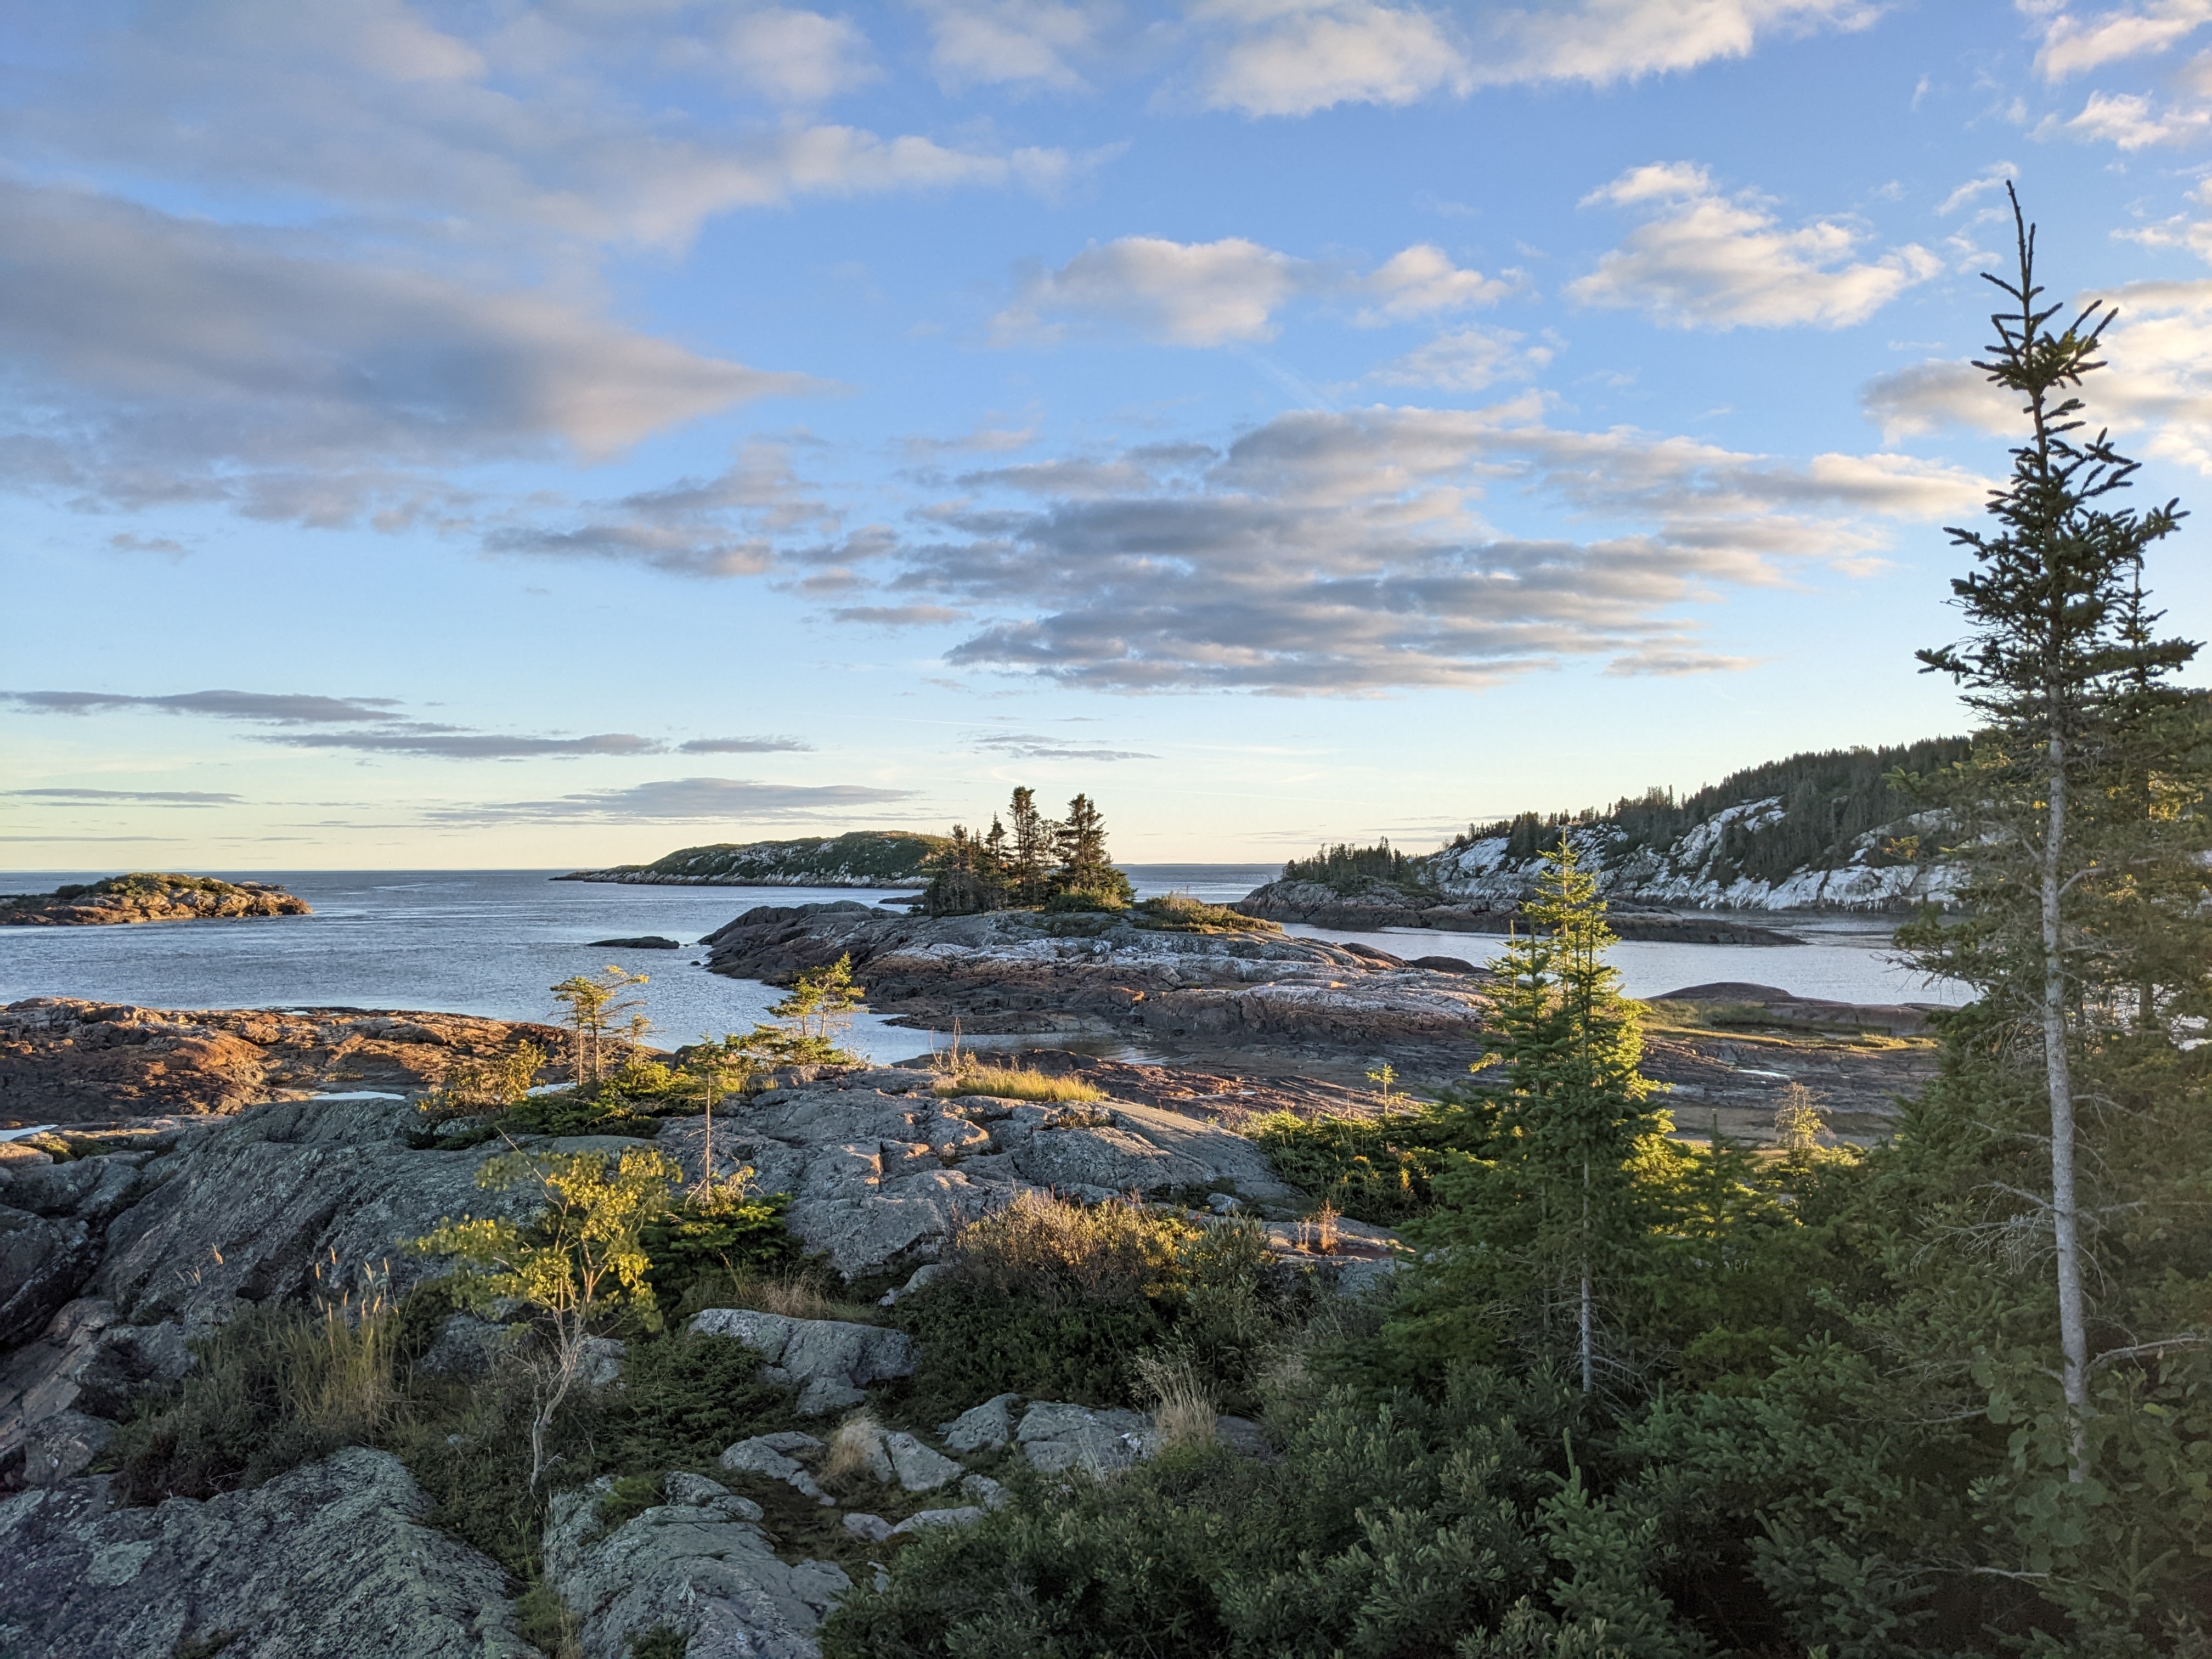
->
[545,1470,849,1659]
[0,1446,532,1659]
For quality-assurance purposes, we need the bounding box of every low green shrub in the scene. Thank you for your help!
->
[638,1189,800,1306]
[629,1629,689,1659]
[604,1331,798,1470]
[1129,893,1278,934]
[821,1366,1635,1659]
[1246,1095,1500,1225]
[894,1284,1171,1417]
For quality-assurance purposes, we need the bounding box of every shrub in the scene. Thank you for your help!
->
[1130,893,1278,934]
[932,1063,1105,1104]
[604,1331,796,1471]
[638,1188,800,1306]
[893,1285,1171,1417]
[107,1291,398,1504]
[1246,1096,1499,1226]
[944,1190,1184,1307]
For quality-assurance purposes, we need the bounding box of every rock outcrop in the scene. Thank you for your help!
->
[544,1471,849,1659]
[701,902,1489,1077]
[655,1065,1305,1276]
[1,998,567,1125]
[1,873,311,927]
[0,1446,534,1658]
[687,1308,918,1414]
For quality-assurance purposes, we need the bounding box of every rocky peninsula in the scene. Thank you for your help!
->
[558,831,947,889]
[1235,876,1801,943]
[1,873,310,927]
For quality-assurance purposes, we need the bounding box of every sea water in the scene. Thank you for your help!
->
[0,867,1964,1069]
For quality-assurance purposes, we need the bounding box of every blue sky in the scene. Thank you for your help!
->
[7,0,2212,869]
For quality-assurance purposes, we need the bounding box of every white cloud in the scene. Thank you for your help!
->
[14,3,1075,253]
[0,181,816,526]
[1860,279,2212,472]
[1355,245,1516,324]
[1568,162,1943,329]
[917,0,1113,91]
[1936,162,2019,216]
[995,235,1510,345]
[996,236,1307,345]
[723,8,882,102]
[2053,87,2212,145]
[432,777,917,822]
[1371,326,1553,391]
[1186,0,1880,117]
[854,399,1988,693]
[1860,361,2021,443]
[1193,1,1473,117]
[2033,1,2212,80]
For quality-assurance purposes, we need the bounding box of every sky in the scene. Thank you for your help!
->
[6,0,2212,871]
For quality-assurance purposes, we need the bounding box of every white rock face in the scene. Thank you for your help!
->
[885,1430,963,1492]
[940,1392,1020,1452]
[1015,1401,1152,1474]
[1425,806,1960,915]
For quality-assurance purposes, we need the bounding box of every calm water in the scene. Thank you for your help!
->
[0,867,1964,1071]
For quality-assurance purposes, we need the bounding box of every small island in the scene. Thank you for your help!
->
[0,873,311,927]
[556,830,950,889]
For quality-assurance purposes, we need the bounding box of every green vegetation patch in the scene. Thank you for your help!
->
[1127,893,1278,934]
[1278,839,1437,897]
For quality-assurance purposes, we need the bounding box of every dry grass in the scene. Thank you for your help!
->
[1296,1201,1342,1256]
[1134,1352,1216,1453]
[934,1063,1106,1104]
[823,1414,885,1486]
[947,1189,1186,1307]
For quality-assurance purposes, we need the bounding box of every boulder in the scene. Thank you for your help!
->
[890,1505,985,1534]
[0,1206,97,1350]
[544,1471,848,1659]
[1,1300,191,1489]
[718,1434,831,1504]
[884,1431,962,1492]
[1014,1401,1151,1475]
[843,1511,894,1544]
[687,1308,916,1414]
[0,1446,533,1658]
[415,1312,515,1380]
[939,1392,1019,1453]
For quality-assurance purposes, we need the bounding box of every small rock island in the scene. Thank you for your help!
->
[0,873,311,927]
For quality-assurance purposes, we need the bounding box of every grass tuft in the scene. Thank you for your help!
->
[933,1063,1105,1104]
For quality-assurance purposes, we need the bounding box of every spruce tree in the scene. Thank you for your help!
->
[1907,185,2196,1474]
[1007,787,1054,906]
[1410,839,1668,1392]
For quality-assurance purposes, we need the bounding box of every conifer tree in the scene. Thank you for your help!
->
[1907,185,2196,1472]
[1007,787,1055,906]
[1413,839,1668,1392]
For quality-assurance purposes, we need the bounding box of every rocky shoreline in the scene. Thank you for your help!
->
[703,901,1493,1085]
[1,874,311,927]
[1235,877,1803,944]
[0,999,566,1126]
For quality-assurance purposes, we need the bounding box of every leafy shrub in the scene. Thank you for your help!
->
[821,1366,1660,1659]
[1045,887,1127,912]
[629,1629,690,1659]
[944,1190,1184,1307]
[894,1284,1171,1417]
[604,1331,797,1470]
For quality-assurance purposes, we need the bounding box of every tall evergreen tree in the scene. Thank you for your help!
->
[1007,787,1054,906]
[1408,839,1669,1392]
[1906,185,2195,1472]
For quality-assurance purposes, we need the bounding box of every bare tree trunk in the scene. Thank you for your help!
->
[2042,732,2091,1478]
[1579,1160,1594,1395]
[528,1330,583,1490]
